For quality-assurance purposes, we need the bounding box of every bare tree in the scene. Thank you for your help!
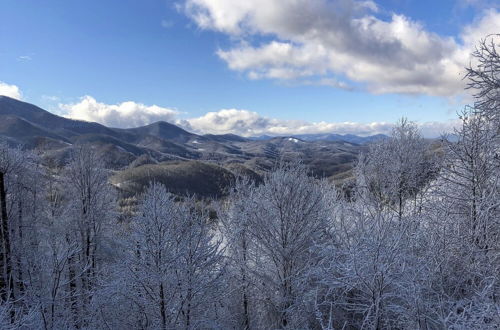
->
[0,143,24,305]
[62,145,116,328]
[357,118,437,219]
[116,183,224,329]
[218,177,257,329]
[233,162,331,328]
[466,35,500,126]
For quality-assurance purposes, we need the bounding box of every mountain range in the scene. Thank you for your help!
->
[0,95,381,196]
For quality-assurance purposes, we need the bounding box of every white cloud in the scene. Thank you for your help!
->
[183,0,500,96]
[0,81,22,100]
[60,96,179,128]
[59,96,454,137]
[187,109,275,136]
[17,55,32,61]
[184,108,455,137]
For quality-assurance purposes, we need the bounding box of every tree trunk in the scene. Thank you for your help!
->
[160,283,167,330]
[241,237,250,330]
[17,199,25,296]
[67,237,79,329]
[0,172,12,303]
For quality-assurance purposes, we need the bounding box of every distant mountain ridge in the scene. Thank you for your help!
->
[0,95,382,147]
[0,96,366,195]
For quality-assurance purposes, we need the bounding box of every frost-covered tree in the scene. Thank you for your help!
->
[357,118,437,218]
[440,113,499,250]
[0,143,45,327]
[218,177,257,329]
[0,143,25,305]
[466,34,500,126]
[423,114,500,328]
[416,35,500,329]
[114,183,224,329]
[61,145,116,328]
[308,183,435,329]
[229,162,331,328]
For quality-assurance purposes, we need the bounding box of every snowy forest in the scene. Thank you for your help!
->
[0,38,499,329]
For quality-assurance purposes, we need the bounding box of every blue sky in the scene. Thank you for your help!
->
[1,0,499,136]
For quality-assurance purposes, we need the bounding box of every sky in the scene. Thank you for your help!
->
[0,0,499,137]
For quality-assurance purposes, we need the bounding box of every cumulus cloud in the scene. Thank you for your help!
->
[182,0,500,96]
[60,96,179,128]
[60,97,456,137]
[0,81,22,100]
[185,108,455,137]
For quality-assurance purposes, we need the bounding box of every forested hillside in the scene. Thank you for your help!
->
[0,37,498,329]
[0,95,366,179]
